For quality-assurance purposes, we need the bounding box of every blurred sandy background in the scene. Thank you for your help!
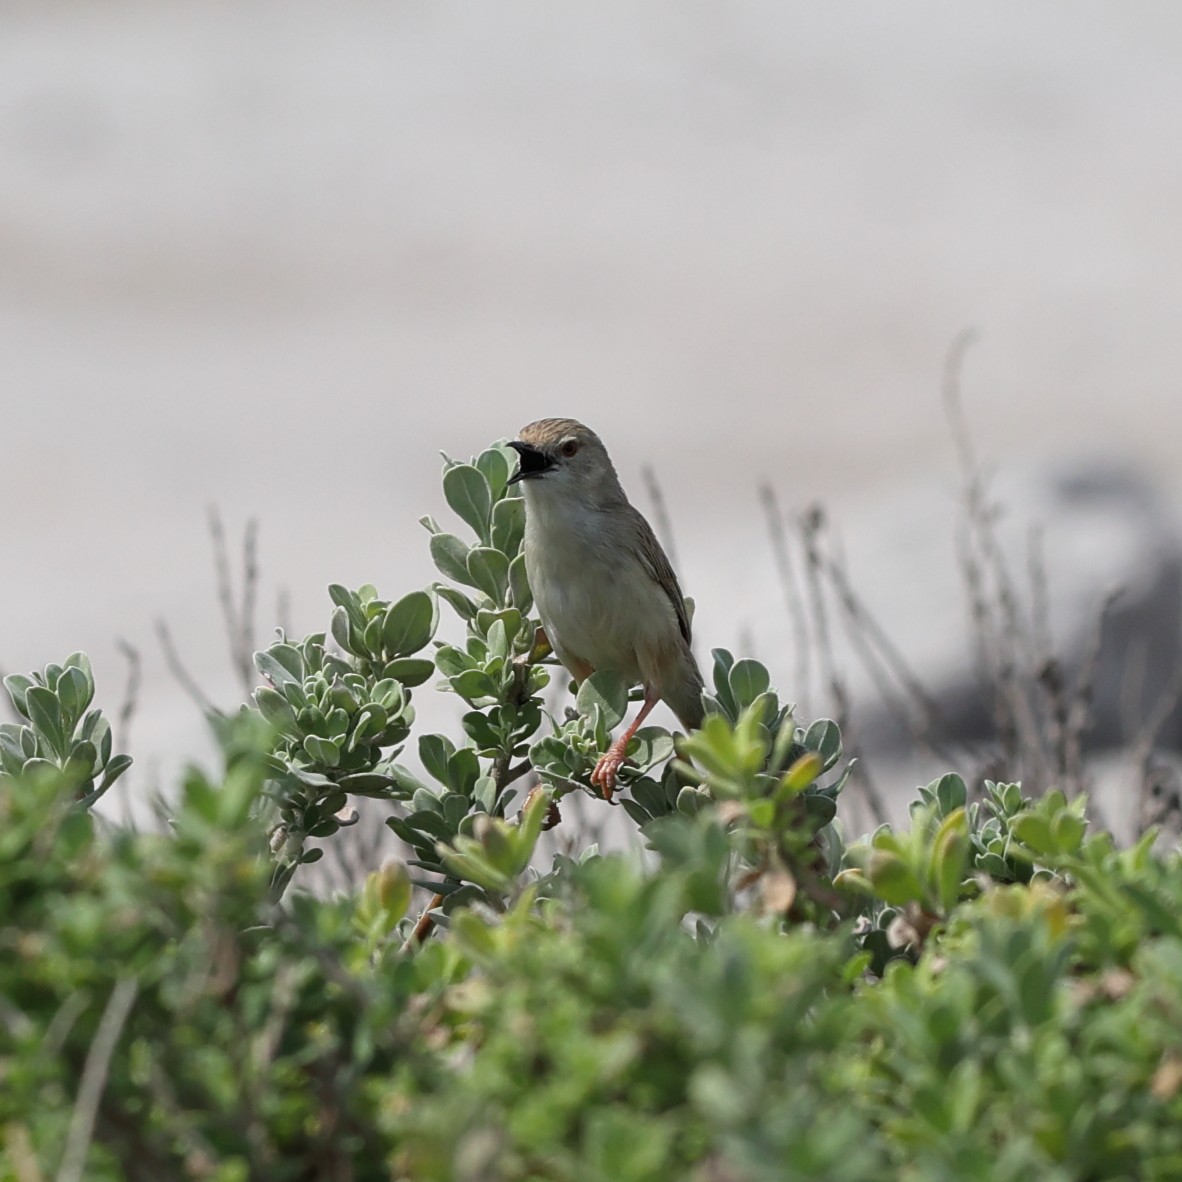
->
[4,1,1182,801]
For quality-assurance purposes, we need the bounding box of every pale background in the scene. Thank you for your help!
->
[4,1,1182,808]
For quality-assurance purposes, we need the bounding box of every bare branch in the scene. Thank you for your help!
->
[759,482,812,714]
[1064,587,1123,803]
[800,507,888,826]
[114,639,141,756]
[155,619,217,716]
[207,506,260,697]
[56,977,139,1182]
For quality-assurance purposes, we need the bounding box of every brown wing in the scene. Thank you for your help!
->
[627,504,693,645]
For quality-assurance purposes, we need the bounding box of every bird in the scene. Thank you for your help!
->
[507,417,705,798]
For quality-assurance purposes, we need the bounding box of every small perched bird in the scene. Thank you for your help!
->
[507,418,705,797]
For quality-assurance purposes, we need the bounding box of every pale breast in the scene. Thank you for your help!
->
[523,505,681,685]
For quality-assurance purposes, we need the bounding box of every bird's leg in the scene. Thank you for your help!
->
[591,688,660,801]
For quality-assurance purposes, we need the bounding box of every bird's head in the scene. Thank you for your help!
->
[507,418,622,505]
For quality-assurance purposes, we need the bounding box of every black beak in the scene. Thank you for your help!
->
[507,440,554,484]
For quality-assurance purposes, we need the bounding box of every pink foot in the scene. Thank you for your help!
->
[591,740,629,800]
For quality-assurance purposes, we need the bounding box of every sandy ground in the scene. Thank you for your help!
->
[4,1,1182,811]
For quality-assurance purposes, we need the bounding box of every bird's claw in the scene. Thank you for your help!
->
[591,744,629,801]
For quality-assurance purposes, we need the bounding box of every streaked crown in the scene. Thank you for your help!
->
[517,418,604,454]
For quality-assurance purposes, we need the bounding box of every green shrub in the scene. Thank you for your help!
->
[3,442,1181,1181]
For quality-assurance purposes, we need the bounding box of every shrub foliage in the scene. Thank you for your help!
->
[3,442,1182,1181]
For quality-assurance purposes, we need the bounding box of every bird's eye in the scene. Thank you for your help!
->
[559,439,579,458]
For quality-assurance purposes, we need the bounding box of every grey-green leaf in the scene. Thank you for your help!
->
[3,674,36,719]
[577,672,629,733]
[55,665,93,734]
[443,463,493,543]
[382,590,437,658]
[303,735,341,767]
[508,553,533,614]
[803,718,842,772]
[381,658,435,688]
[476,446,512,500]
[490,496,526,557]
[728,659,770,710]
[255,647,303,688]
[467,547,510,604]
[25,686,66,761]
[255,687,301,737]
[430,534,478,587]
[328,584,366,632]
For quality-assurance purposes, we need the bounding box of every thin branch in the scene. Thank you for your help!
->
[800,507,888,826]
[1026,526,1052,658]
[1131,659,1182,774]
[155,619,218,716]
[1064,587,1123,805]
[208,505,239,666]
[944,331,1055,791]
[114,639,141,756]
[759,482,812,713]
[239,518,259,687]
[207,506,259,697]
[56,977,139,1182]
[819,544,967,769]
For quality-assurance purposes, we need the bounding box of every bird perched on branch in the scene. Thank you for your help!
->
[507,418,705,797]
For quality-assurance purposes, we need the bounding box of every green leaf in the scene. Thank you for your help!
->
[447,747,481,796]
[778,752,822,797]
[388,763,431,798]
[328,584,366,632]
[430,533,477,587]
[802,791,837,828]
[476,608,523,650]
[466,547,510,604]
[449,669,499,705]
[676,785,709,817]
[628,727,675,771]
[359,617,383,659]
[932,772,968,816]
[443,463,493,542]
[476,446,512,500]
[1012,812,1055,857]
[62,740,98,787]
[254,687,300,737]
[728,659,770,710]
[63,651,94,682]
[866,850,926,907]
[0,725,26,776]
[931,807,969,913]
[25,686,67,761]
[419,734,456,787]
[382,590,437,658]
[330,606,355,653]
[89,754,133,805]
[303,735,341,767]
[490,495,526,557]
[255,645,304,686]
[577,672,629,732]
[3,674,36,719]
[434,584,478,621]
[381,657,435,688]
[508,553,533,613]
[434,646,471,678]
[55,665,93,734]
[803,718,842,772]
[711,648,735,686]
